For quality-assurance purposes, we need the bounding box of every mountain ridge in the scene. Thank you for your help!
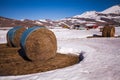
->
[58,5,120,27]
[0,5,120,28]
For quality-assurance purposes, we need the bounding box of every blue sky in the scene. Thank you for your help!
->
[0,0,120,20]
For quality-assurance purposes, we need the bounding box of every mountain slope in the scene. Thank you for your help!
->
[74,11,99,19]
[0,17,54,27]
[102,5,120,14]
[57,5,120,28]
[0,5,120,28]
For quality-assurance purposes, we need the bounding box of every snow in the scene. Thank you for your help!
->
[73,11,106,22]
[74,5,120,19]
[72,5,120,24]
[86,23,96,26]
[102,5,120,14]
[39,19,47,22]
[74,11,98,19]
[0,27,120,80]
[20,19,25,21]
[0,30,8,43]
[50,28,101,40]
[35,21,43,25]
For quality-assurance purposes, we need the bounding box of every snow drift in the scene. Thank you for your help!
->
[0,27,120,80]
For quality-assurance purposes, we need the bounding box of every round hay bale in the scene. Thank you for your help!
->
[102,26,109,37]
[20,26,57,61]
[102,25,115,37]
[7,26,26,47]
[108,26,115,37]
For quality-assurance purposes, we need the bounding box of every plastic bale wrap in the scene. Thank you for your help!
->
[7,26,26,47]
[21,26,57,61]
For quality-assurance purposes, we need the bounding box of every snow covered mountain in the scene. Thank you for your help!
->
[0,5,120,28]
[74,11,99,19]
[57,5,120,28]
[74,5,120,18]
[102,5,120,14]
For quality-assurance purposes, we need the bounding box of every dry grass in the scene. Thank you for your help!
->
[13,27,26,47]
[25,28,57,61]
[0,44,8,48]
[0,44,79,76]
[7,27,26,47]
[102,26,115,37]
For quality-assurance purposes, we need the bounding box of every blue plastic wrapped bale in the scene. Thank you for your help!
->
[20,26,42,50]
[7,26,26,47]
[20,26,57,61]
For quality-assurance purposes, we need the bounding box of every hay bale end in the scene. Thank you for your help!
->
[102,25,115,37]
[7,26,26,47]
[20,26,57,61]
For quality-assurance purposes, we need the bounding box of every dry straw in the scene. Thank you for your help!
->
[0,45,79,75]
[102,25,115,37]
[7,26,26,47]
[25,28,57,61]
[0,26,79,75]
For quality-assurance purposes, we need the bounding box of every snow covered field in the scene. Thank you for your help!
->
[0,27,120,80]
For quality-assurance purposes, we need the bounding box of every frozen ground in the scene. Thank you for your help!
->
[0,27,120,80]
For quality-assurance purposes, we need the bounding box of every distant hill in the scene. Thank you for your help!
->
[0,5,120,28]
[0,17,53,28]
[58,5,120,28]
[0,16,42,27]
[102,5,120,14]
